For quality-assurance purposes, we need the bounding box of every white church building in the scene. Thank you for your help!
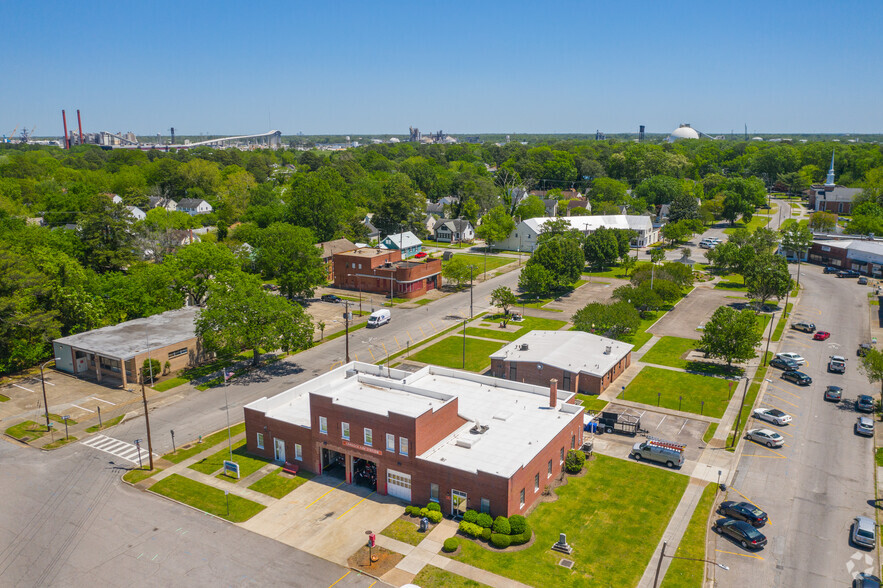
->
[497,215,660,253]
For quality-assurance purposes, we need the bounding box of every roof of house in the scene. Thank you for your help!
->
[520,215,652,234]
[245,362,583,478]
[382,231,422,250]
[490,330,633,378]
[426,201,445,215]
[362,220,380,236]
[148,196,177,207]
[177,198,210,209]
[810,185,862,202]
[437,219,473,233]
[54,306,199,360]
[318,238,356,258]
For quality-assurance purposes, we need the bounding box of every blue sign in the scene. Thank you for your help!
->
[223,460,240,479]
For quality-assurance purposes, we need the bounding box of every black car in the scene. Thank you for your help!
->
[857,395,876,413]
[823,266,840,274]
[782,370,812,386]
[854,573,882,588]
[718,501,768,527]
[824,385,843,402]
[838,269,861,278]
[769,357,799,371]
[320,294,342,303]
[713,517,768,550]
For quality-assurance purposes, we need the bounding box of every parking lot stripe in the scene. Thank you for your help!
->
[419,325,425,337]
[394,336,400,349]
[12,384,33,392]
[657,416,667,429]
[305,481,345,509]
[770,386,801,399]
[767,394,798,408]
[715,549,764,560]
[406,330,413,343]
[328,571,350,587]
[70,403,95,413]
[678,419,688,435]
[368,581,377,588]
[368,348,376,361]
[90,396,116,405]
[750,444,787,459]
[337,491,375,519]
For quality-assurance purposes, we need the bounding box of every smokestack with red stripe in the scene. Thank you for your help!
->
[77,110,83,145]
[62,109,69,149]
[549,378,558,407]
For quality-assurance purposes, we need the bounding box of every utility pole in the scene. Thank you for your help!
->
[763,312,776,365]
[40,358,59,431]
[469,266,474,318]
[344,301,350,363]
[729,377,751,448]
[652,541,667,588]
[140,378,154,470]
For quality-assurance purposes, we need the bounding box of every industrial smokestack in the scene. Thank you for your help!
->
[549,378,558,407]
[170,127,175,145]
[76,110,84,145]
[62,110,69,149]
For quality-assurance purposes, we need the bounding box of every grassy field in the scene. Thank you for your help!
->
[723,215,770,234]
[85,415,124,433]
[150,474,266,523]
[215,441,274,482]
[714,273,747,291]
[640,336,741,378]
[190,438,248,475]
[381,316,487,365]
[629,311,663,350]
[4,420,48,442]
[620,367,732,418]
[465,315,567,342]
[583,260,651,279]
[661,483,717,588]
[447,253,514,273]
[576,394,609,412]
[409,336,504,372]
[163,423,246,464]
[248,468,315,499]
[412,565,490,588]
[381,517,428,546]
[123,467,164,484]
[450,454,688,587]
[153,377,188,392]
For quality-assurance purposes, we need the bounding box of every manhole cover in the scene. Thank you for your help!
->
[559,559,574,569]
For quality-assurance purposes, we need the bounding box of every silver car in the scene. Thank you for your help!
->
[856,416,875,437]
[746,428,785,448]
[853,516,877,548]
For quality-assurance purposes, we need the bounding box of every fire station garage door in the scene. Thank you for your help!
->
[386,469,411,502]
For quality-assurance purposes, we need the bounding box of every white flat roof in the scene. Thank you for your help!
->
[489,330,633,377]
[522,215,652,234]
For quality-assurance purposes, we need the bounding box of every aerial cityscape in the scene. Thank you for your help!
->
[2,2,883,588]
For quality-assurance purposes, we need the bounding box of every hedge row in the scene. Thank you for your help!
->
[405,503,443,523]
[457,511,531,548]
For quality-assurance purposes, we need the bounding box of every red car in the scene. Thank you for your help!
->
[415,252,428,259]
[813,331,831,341]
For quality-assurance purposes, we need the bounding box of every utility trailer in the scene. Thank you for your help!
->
[595,410,644,436]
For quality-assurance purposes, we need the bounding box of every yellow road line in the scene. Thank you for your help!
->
[419,325,426,337]
[406,331,413,343]
[368,348,376,361]
[328,571,350,587]
[337,492,375,519]
[394,336,400,349]
[368,582,377,588]
[306,481,345,509]
[728,488,774,525]
[715,549,765,560]
[770,386,801,399]
[381,342,388,356]
[429,320,436,331]
[767,394,799,408]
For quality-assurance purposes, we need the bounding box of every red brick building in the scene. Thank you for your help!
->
[332,248,442,299]
[244,363,584,518]
[490,331,633,395]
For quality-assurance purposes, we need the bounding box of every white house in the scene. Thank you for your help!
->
[176,198,214,216]
[497,215,660,253]
[434,219,475,244]
[125,205,146,221]
[147,196,177,212]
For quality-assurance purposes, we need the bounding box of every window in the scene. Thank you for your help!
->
[548,459,553,478]
[168,347,188,359]
[319,416,327,435]
[519,489,525,507]
[480,498,490,514]
[256,433,264,450]
[399,437,409,456]
[560,448,565,464]
[534,473,540,492]
[430,483,439,502]
[571,434,576,449]
[294,443,302,461]
[563,372,571,391]
[364,428,373,446]
[509,364,517,381]
[386,433,395,452]
[342,422,350,440]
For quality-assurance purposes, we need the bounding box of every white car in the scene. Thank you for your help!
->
[776,352,806,365]
[746,428,785,448]
[753,408,792,426]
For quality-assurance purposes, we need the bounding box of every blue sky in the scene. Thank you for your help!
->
[1,0,881,136]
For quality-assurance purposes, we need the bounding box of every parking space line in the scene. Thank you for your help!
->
[419,326,425,337]
[750,443,787,458]
[394,336,400,350]
[767,394,798,408]
[368,581,377,588]
[70,403,94,413]
[406,330,414,344]
[769,386,801,399]
[337,491,375,519]
[12,384,33,392]
[305,481,345,509]
[657,416,667,429]
[90,396,116,405]
[727,488,773,525]
[368,348,376,361]
[328,571,350,587]
[678,419,688,435]
[715,549,764,560]
[381,342,388,357]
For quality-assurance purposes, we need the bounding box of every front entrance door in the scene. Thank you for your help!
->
[274,438,285,462]
[452,489,467,518]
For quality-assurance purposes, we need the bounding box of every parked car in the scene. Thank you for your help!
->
[856,395,876,413]
[769,357,799,371]
[858,343,874,357]
[414,251,428,258]
[859,276,869,285]
[791,322,816,333]
[856,416,875,437]
[776,352,805,365]
[823,266,840,274]
[320,294,341,303]
[824,385,843,402]
[718,501,768,527]
[713,518,768,550]
[753,407,792,426]
[838,269,861,278]
[746,428,785,447]
[852,516,877,548]
[853,573,882,588]
[782,370,812,386]
[828,356,847,374]
[813,331,831,341]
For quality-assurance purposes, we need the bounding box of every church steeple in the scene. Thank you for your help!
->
[825,150,836,187]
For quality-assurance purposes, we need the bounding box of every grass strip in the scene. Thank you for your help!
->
[163,422,246,464]
[639,336,742,378]
[153,377,188,392]
[576,394,609,412]
[190,439,247,475]
[0,393,9,402]
[85,415,124,433]
[702,423,718,444]
[771,303,793,342]
[248,468,315,499]
[660,483,717,588]
[381,312,487,365]
[150,474,265,522]
[44,436,78,449]
[324,321,367,342]
[215,442,275,482]
[727,351,772,451]
[409,337,504,372]
[412,565,491,588]
[5,420,49,442]
[123,467,164,484]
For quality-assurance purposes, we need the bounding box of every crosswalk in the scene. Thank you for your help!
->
[81,434,158,464]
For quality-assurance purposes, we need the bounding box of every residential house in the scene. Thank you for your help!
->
[542,199,559,217]
[380,231,422,258]
[317,238,356,281]
[176,198,214,216]
[125,206,146,221]
[434,219,475,244]
[423,214,440,235]
[147,196,178,212]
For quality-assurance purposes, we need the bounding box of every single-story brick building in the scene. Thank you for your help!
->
[808,238,883,277]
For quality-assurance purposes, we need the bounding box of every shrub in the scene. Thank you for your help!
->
[492,516,511,535]
[508,514,527,535]
[443,538,459,553]
[419,507,429,518]
[426,510,443,524]
[426,502,441,512]
[476,512,493,529]
[481,527,492,541]
[458,521,483,538]
[510,522,532,545]
[405,505,420,516]
[490,533,511,548]
[463,509,479,524]
[565,449,586,473]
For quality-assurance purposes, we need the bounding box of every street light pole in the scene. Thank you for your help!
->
[40,358,59,431]
[344,301,350,363]
[763,312,776,365]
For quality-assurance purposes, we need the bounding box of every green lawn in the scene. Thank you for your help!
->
[382,316,486,365]
[714,273,747,291]
[163,423,246,464]
[248,468,315,499]
[620,367,732,418]
[722,215,770,234]
[153,377,188,392]
[876,448,883,468]
[576,394,609,412]
[44,436,78,449]
[123,467,164,484]
[149,474,266,523]
[661,483,717,588]
[640,336,741,378]
[465,315,567,342]
[447,253,514,273]
[628,311,662,350]
[450,454,688,587]
[381,517,429,546]
[422,239,471,249]
[583,260,652,279]
[702,423,718,444]
[5,420,49,442]
[216,441,274,482]
[0,393,9,402]
[412,565,490,588]
[410,336,504,372]
[191,438,247,475]
[85,415,124,433]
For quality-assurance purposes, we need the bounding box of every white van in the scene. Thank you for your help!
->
[367,309,391,328]
[631,439,685,468]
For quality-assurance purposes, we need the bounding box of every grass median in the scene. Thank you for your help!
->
[464,315,567,342]
[771,303,793,342]
[409,337,504,372]
[727,352,772,450]
[150,474,265,522]
[248,468,315,499]
[620,367,732,418]
[163,423,245,464]
[661,482,717,588]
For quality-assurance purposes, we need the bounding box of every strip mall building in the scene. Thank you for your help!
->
[244,362,584,517]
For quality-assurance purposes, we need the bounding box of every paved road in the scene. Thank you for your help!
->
[713,265,878,586]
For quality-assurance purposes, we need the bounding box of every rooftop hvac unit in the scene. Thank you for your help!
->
[604,346,612,355]
[520,343,529,351]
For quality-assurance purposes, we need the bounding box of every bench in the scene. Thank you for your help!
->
[282,461,299,476]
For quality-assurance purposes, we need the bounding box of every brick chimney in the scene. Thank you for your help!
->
[549,378,558,407]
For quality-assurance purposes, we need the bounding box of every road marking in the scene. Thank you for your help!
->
[419,325,426,337]
[70,403,95,413]
[90,396,116,405]
[429,320,436,331]
[152,554,158,561]
[337,492,375,519]
[657,416,667,429]
[727,488,773,525]
[678,419,688,435]
[381,342,389,357]
[394,336,400,349]
[406,330,414,343]
[12,384,33,392]
[43,380,55,386]
[368,582,377,588]
[305,481,345,509]
[715,549,764,560]
[767,394,798,408]
[81,434,158,464]
[368,348,376,361]
[769,386,801,399]
[748,443,787,458]
[328,571,350,587]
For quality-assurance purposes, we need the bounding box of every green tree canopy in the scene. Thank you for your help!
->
[528,235,584,289]
[254,223,326,299]
[165,241,240,305]
[699,306,761,366]
[475,205,515,249]
[744,253,792,308]
[572,301,640,340]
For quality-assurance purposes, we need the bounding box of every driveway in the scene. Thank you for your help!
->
[240,474,405,566]
[649,287,739,340]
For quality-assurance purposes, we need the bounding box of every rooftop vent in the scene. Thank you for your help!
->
[604,346,611,355]
[520,343,529,351]
[470,419,489,434]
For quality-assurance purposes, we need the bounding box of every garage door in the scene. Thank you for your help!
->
[386,469,411,502]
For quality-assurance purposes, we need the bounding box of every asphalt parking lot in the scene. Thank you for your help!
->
[542,277,627,313]
[649,286,739,340]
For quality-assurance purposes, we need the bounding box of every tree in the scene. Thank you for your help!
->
[590,177,629,204]
[196,270,313,366]
[620,255,637,277]
[721,192,754,225]
[537,218,581,245]
[780,222,813,259]
[809,211,837,233]
[518,263,552,299]
[528,236,584,289]
[744,253,792,308]
[858,348,883,408]
[668,192,701,223]
[649,247,666,264]
[254,223,326,299]
[777,171,809,196]
[572,301,640,340]
[165,241,240,305]
[583,227,620,270]
[287,168,351,242]
[699,306,761,366]
[491,286,517,316]
[373,173,424,235]
[78,196,138,273]
[611,284,662,315]
[515,195,546,221]
[634,176,684,206]
[475,205,515,250]
[442,257,472,288]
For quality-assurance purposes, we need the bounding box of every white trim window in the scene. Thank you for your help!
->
[256,433,264,450]
[386,433,395,452]
[519,488,525,507]
[294,443,303,461]
[319,416,327,435]
[364,428,373,446]
[399,437,409,456]
[534,473,540,492]
[342,422,350,440]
